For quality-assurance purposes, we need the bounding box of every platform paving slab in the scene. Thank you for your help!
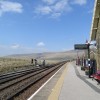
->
[59,62,100,100]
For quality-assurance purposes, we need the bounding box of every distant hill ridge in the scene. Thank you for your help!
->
[6,50,85,61]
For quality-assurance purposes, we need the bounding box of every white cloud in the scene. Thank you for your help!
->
[0,44,35,56]
[34,0,72,18]
[72,0,87,5]
[11,44,20,49]
[51,12,61,18]
[0,43,49,56]
[37,42,45,47]
[42,0,57,5]
[52,0,68,12]
[34,0,88,18]
[0,1,23,16]
[35,6,52,15]
[0,44,21,49]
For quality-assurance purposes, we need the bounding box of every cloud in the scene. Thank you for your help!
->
[0,44,35,56]
[35,6,52,15]
[42,0,57,5]
[34,0,88,18]
[0,43,48,56]
[0,44,21,50]
[51,12,61,18]
[10,44,20,49]
[72,0,87,5]
[0,1,23,16]
[34,0,72,18]
[37,42,45,47]
[52,0,68,12]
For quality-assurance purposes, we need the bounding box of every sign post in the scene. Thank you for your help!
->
[74,44,88,50]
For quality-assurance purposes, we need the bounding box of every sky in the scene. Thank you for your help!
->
[0,0,95,56]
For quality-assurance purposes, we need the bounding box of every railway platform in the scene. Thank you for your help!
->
[28,62,100,100]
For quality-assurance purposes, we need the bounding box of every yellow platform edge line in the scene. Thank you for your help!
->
[48,63,69,100]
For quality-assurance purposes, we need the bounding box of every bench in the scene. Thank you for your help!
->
[91,70,100,84]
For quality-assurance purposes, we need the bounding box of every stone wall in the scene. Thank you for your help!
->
[96,18,100,70]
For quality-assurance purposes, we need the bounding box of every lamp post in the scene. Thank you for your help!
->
[87,43,91,78]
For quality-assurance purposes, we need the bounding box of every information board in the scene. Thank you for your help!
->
[74,44,88,50]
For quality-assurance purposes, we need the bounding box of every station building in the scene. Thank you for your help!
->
[90,0,100,70]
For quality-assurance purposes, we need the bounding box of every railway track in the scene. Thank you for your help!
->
[0,61,66,100]
[0,67,45,84]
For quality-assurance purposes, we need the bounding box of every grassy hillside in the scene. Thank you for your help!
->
[0,58,32,74]
[0,50,84,74]
[6,50,85,61]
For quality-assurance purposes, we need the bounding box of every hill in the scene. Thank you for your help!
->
[6,50,85,62]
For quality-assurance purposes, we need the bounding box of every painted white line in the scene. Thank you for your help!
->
[27,64,65,100]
